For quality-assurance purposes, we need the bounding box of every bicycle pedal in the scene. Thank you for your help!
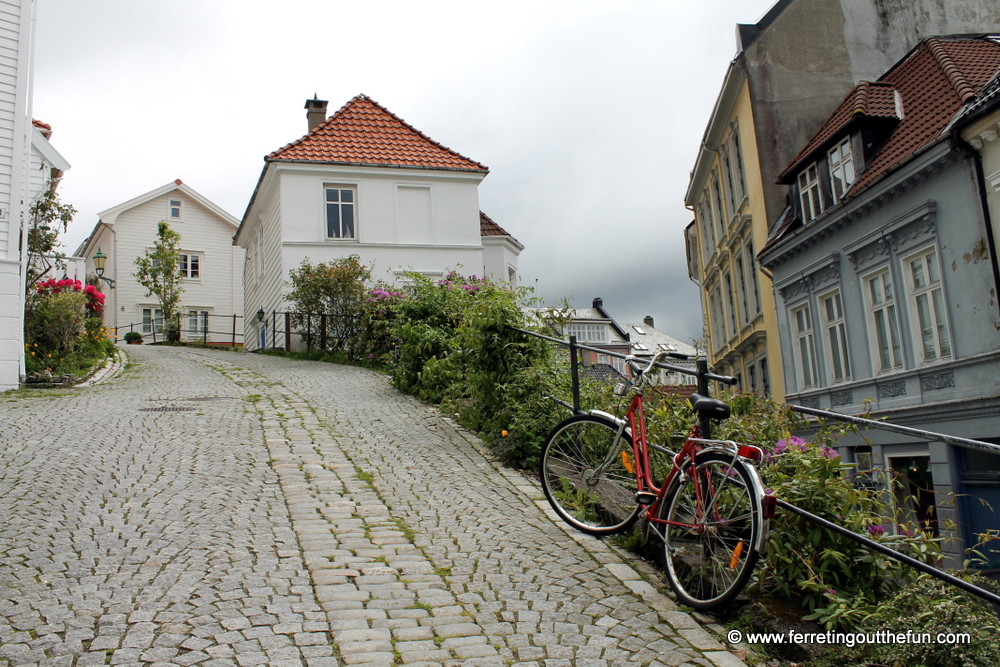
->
[635,492,657,505]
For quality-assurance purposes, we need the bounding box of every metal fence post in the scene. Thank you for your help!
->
[271,311,276,350]
[285,312,291,351]
[203,313,208,346]
[570,335,580,414]
[232,314,237,350]
[320,314,327,352]
[306,314,312,353]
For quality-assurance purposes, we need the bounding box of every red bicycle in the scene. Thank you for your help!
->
[540,350,772,610]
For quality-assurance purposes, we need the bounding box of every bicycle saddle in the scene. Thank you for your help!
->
[688,393,731,421]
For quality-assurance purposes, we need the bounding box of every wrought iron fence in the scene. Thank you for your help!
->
[113,312,244,348]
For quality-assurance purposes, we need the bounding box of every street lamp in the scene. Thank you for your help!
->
[92,248,115,289]
[256,308,265,322]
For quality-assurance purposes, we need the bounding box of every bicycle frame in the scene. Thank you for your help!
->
[585,385,769,552]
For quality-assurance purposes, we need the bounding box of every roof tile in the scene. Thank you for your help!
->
[268,94,488,172]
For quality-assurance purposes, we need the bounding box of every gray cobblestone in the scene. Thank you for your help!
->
[1,345,743,667]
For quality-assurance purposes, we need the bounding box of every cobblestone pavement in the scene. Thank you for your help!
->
[0,345,746,667]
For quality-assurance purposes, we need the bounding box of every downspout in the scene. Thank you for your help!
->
[953,130,1000,318]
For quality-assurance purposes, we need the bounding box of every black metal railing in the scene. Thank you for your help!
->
[114,312,244,349]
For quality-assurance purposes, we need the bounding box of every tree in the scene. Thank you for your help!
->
[286,256,372,355]
[25,178,76,294]
[134,221,184,341]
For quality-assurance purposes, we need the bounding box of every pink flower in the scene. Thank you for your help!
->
[867,525,885,537]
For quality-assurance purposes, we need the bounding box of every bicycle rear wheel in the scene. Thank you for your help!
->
[657,451,761,610]
[540,414,640,535]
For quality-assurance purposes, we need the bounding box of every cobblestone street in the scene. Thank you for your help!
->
[0,345,745,667]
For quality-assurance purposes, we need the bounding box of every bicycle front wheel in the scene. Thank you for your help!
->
[658,451,761,610]
[540,414,640,535]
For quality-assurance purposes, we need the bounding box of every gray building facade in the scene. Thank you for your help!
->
[759,37,1000,567]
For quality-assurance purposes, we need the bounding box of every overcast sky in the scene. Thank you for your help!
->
[35,0,778,345]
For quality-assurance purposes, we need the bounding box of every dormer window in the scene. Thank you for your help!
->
[798,163,823,222]
[828,137,855,203]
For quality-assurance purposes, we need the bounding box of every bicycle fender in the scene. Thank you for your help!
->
[587,410,633,437]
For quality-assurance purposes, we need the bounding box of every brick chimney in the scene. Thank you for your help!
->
[644,315,655,328]
[305,95,328,132]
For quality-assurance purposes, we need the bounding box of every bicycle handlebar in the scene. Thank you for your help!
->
[626,351,738,386]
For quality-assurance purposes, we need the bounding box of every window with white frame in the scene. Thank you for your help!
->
[699,198,716,256]
[709,286,726,350]
[864,269,903,372]
[597,354,609,365]
[724,271,738,335]
[711,174,726,239]
[735,254,750,326]
[141,307,164,334]
[187,310,209,338]
[904,247,952,363]
[728,122,747,204]
[566,323,608,343]
[792,303,818,388]
[820,289,851,383]
[179,253,200,278]
[168,199,182,220]
[325,186,356,239]
[722,149,737,218]
[745,240,762,315]
[798,163,824,222]
[828,137,855,203]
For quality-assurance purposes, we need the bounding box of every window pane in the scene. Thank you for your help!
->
[911,258,926,289]
[887,304,901,366]
[927,251,939,283]
[916,293,935,360]
[327,204,339,237]
[342,204,354,238]
[932,289,951,357]
[190,255,199,278]
[341,189,353,203]
[326,189,339,202]
[875,310,890,370]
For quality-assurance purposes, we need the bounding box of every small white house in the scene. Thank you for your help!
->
[76,180,245,343]
[234,94,522,351]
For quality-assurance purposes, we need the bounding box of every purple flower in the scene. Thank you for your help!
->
[827,588,836,595]
[822,446,838,459]
[899,528,913,537]
[867,525,885,537]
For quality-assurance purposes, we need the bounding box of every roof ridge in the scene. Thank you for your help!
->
[926,37,978,102]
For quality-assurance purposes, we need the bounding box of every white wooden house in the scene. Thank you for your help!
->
[76,180,245,343]
[234,94,522,351]
[0,0,73,391]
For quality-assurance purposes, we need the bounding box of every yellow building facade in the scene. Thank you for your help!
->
[684,66,784,398]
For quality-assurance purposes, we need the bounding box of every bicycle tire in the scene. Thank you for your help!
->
[657,451,762,610]
[539,414,641,535]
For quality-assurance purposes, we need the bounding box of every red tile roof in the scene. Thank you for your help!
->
[268,94,488,172]
[778,82,900,182]
[781,37,1000,192]
[480,211,522,245]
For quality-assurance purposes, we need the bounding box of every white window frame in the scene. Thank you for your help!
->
[734,254,750,327]
[325,185,357,240]
[168,198,183,220]
[744,240,762,317]
[141,307,164,334]
[179,252,201,279]
[791,303,818,389]
[819,288,851,383]
[566,323,608,343]
[724,270,738,336]
[902,245,952,363]
[798,162,824,222]
[711,173,726,239]
[828,137,855,204]
[186,309,211,339]
[863,267,903,373]
[728,122,747,205]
